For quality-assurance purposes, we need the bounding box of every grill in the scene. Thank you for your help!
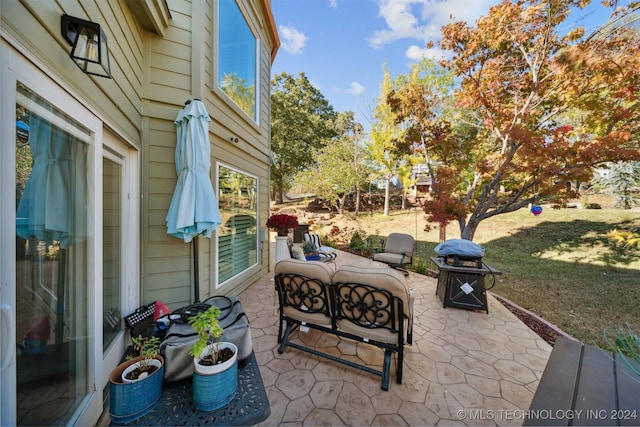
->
[442,254,483,269]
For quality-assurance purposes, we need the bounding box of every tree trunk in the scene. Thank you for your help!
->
[459,219,479,241]
[438,224,446,242]
[337,194,347,214]
[354,186,361,216]
[275,174,284,204]
[383,177,390,216]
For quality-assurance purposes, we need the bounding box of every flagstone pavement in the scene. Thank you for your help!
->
[237,245,553,426]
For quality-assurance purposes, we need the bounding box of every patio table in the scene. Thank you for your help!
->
[110,351,270,426]
[430,256,501,313]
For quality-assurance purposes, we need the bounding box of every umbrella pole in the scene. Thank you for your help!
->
[193,237,200,303]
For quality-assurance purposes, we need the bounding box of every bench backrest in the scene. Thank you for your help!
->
[274,259,335,327]
[332,265,410,345]
[275,260,411,345]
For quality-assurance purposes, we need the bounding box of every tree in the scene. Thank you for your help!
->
[220,72,255,118]
[387,57,463,238]
[591,161,640,209]
[295,112,370,214]
[390,0,640,240]
[396,157,418,210]
[270,72,338,204]
[368,67,405,216]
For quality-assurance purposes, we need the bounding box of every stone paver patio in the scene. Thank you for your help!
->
[238,245,552,426]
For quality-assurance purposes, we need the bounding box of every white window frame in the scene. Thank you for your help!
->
[215,162,260,289]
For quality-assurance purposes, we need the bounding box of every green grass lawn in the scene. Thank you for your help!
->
[322,202,640,347]
[471,207,640,347]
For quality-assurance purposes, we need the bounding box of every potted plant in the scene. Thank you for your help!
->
[266,213,299,236]
[302,241,320,261]
[188,305,239,411]
[109,335,164,423]
[121,335,162,382]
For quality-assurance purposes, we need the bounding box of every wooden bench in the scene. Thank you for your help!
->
[524,336,640,426]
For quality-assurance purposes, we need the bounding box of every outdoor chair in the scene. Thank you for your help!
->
[372,232,414,276]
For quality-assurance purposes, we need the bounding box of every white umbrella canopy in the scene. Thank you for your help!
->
[166,99,221,242]
[165,99,222,302]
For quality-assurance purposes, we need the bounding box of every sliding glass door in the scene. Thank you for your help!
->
[14,82,92,425]
[2,40,139,427]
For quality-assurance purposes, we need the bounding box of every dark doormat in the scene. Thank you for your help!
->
[110,351,270,426]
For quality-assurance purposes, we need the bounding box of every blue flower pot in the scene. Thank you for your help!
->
[109,355,164,423]
[193,364,238,411]
[193,343,238,411]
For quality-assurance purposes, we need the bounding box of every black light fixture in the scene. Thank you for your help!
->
[61,14,111,78]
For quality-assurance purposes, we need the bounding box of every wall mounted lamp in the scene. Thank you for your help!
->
[61,14,111,78]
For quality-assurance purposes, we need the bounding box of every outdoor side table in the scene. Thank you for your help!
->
[430,257,501,314]
[524,336,640,426]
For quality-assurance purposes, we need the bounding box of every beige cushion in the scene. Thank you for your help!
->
[275,259,335,326]
[372,252,409,265]
[372,233,414,265]
[332,265,411,343]
[275,258,335,282]
[290,245,305,260]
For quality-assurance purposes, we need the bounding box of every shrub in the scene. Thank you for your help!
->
[602,325,640,380]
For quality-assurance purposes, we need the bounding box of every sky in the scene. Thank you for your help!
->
[271,0,632,128]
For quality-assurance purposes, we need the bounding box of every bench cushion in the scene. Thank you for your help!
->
[332,265,411,344]
[275,258,335,281]
[275,259,335,326]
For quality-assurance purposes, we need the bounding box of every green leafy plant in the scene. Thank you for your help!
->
[302,241,317,254]
[602,325,640,380]
[188,306,225,364]
[127,335,161,373]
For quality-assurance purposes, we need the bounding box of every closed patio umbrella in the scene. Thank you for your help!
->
[165,99,221,302]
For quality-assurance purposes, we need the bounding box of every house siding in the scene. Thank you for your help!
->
[1,0,144,148]
[1,0,277,308]
[2,0,276,423]
[142,0,276,307]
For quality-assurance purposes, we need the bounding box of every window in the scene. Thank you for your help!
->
[216,0,259,121]
[102,151,123,349]
[217,165,258,285]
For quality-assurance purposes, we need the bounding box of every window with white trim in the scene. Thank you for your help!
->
[215,0,259,122]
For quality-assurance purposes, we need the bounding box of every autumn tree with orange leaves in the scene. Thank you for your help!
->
[389,0,640,241]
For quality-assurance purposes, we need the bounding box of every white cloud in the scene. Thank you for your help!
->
[344,82,365,95]
[329,0,338,8]
[369,0,424,49]
[369,0,500,49]
[405,44,446,61]
[279,25,307,54]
